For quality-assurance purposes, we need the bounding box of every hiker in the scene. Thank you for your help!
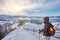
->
[42,17,55,40]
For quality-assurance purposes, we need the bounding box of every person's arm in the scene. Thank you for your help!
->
[44,24,49,32]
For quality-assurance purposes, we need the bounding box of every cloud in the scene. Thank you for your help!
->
[29,0,60,10]
[0,0,5,4]
[0,0,60,16]
[0,0,38,16]
[24,0,60,16]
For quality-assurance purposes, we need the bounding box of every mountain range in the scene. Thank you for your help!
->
[0,14,60,21]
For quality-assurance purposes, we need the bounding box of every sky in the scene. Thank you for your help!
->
[0,0,60,16]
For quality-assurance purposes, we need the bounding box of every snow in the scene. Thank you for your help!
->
[11,23,19,29]
[2,27,38,40]
[23,22,44,30]
[2,22,60,40]
[0,21,13,25]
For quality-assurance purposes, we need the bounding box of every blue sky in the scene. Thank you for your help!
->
[0,0,60,16]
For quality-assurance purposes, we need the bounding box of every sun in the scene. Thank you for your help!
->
[5,4,23,13]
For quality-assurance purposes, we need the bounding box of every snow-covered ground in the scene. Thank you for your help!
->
[2,22,60,40]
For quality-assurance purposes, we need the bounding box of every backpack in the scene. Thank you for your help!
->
[48,23,56,36]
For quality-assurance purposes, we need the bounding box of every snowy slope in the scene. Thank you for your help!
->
[2,27,38,40]
[2,22,60,40]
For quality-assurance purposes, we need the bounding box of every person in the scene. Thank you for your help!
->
[42,17,55,40]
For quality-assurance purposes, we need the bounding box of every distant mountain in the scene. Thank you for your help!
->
[49,16,60,18]
[0,15,12,21]
[0,15,12,18]
[0,14,60,21]
[0,15,21,21]
[49,16,60,22]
